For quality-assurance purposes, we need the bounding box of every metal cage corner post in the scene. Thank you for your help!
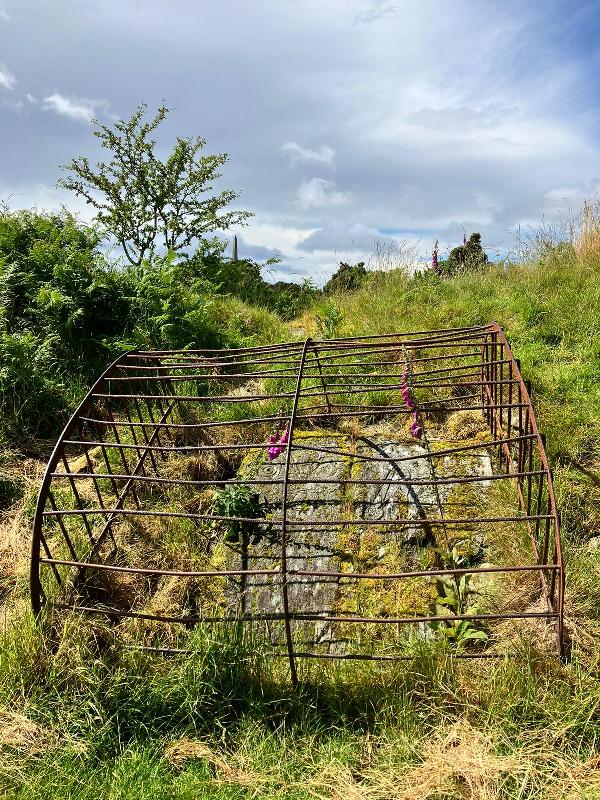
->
[30,324,565,676]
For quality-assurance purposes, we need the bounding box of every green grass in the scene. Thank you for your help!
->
[2,236,600,797]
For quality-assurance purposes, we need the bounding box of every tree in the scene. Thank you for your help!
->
[442,233,488,275]
[58,103,252,265]
[323,261,368,295]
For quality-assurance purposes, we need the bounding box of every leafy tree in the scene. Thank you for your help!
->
[441,233,488,275]
[58,103,252,265]
[323,261,368,295]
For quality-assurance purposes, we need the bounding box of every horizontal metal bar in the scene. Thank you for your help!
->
[53,603,558,627]
[277,651,509,661]
[40,557,558,580]
[40,559,279,578]
[42,508,552,525]
[50,469,546,489]
[288,610,558,625]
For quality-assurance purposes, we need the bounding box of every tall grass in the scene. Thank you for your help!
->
[2,211,600,797]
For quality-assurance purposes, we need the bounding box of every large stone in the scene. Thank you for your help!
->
[218,428,494,654]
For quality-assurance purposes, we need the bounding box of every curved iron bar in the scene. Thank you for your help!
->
[30,324,565,671]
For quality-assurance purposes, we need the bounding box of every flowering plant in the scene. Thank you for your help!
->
[268,410,289,460]
[401,354,422,439]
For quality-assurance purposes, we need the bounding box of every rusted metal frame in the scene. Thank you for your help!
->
[76,403,502,435]
[497,338,504,467]
[43,559,279,577]
[293,433,537,465]
[490,323,564,653]
[315,331,487,353]
[297,378,519,400]
[313,344,486,367]
[143,395,169,462]
[40,560,556,581]
[74,397,180,573]
[130,394,160,476]
[291,367,506,385]
[316,323,489,341]
[80,446,119,550]
[131,331,485,364]
[115,363,308,377]
[301,353,483,372]
[123,345,477,373]
[104,405,142,507]
[126,326,487,358]
[109,362,511,382]
[126,340,305,357]
[482,346,556,638]
[51,468,545,489]
[288,610,558,625]
[98,443,121,502]
[43,508,553,526]
[506,360,514,472]
[123,350,305,369]
[30,349,134,615]
[122,376,149,470]
[491,331,498,440]
[78,395,524,430]
[276,651,507,662]
[57,432,534,462]
[59,453,95,545]
[46,492,78,561]
[52,603,558,627]
[90,389,314,403]
[266,361,315,649]
[306,359,512,382]
[107,367,312,381]
[63,440,284,452]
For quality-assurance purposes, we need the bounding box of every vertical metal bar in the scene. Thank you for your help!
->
[60,453,95,545]
[132,395,160,475]
[279,337,313,686]
[47,491,78,561]
[309,343,333,414]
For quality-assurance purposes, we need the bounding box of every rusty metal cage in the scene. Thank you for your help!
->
[31,323,563,681]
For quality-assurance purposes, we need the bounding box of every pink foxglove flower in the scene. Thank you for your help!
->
[267,426,289,460]
[410,412,423,439]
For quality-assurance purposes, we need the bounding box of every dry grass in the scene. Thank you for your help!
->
[164,738,265,786]
[576,198,600,263]
[0,707,55,754]
[442,411,488,441]
[307,720,600,800]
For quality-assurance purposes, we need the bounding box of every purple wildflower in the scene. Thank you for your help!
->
[432,239,439,273]
[410,412,423,439]
[267,425,289,460]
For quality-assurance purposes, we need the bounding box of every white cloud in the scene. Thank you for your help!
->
[41,92,110,123]
[282,141,335,168]
[0,9,9,21]
[26,93,37,104]
[296,178,352,209]
[0,63,16,90]
[354,1,397,24]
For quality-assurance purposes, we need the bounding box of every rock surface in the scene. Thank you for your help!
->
[220,427,494,654]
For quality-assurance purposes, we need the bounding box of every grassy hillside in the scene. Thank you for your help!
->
[1,223,600,798]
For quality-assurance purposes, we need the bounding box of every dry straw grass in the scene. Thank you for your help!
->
[164,738,265,786]
[576,198,600,263]
[307,720,600,800]
[0,708,55,754]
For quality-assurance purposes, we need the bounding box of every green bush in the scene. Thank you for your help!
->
[438,232,488,276]
[323,261,368,295]
[0,209,285,440]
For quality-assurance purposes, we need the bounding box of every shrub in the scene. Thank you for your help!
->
[323,261,368,295]
[440,233,488,276]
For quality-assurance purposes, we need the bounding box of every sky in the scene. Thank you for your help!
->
[1,0,600,283]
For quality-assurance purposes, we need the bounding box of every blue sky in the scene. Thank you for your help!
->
[1,0,599,282]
